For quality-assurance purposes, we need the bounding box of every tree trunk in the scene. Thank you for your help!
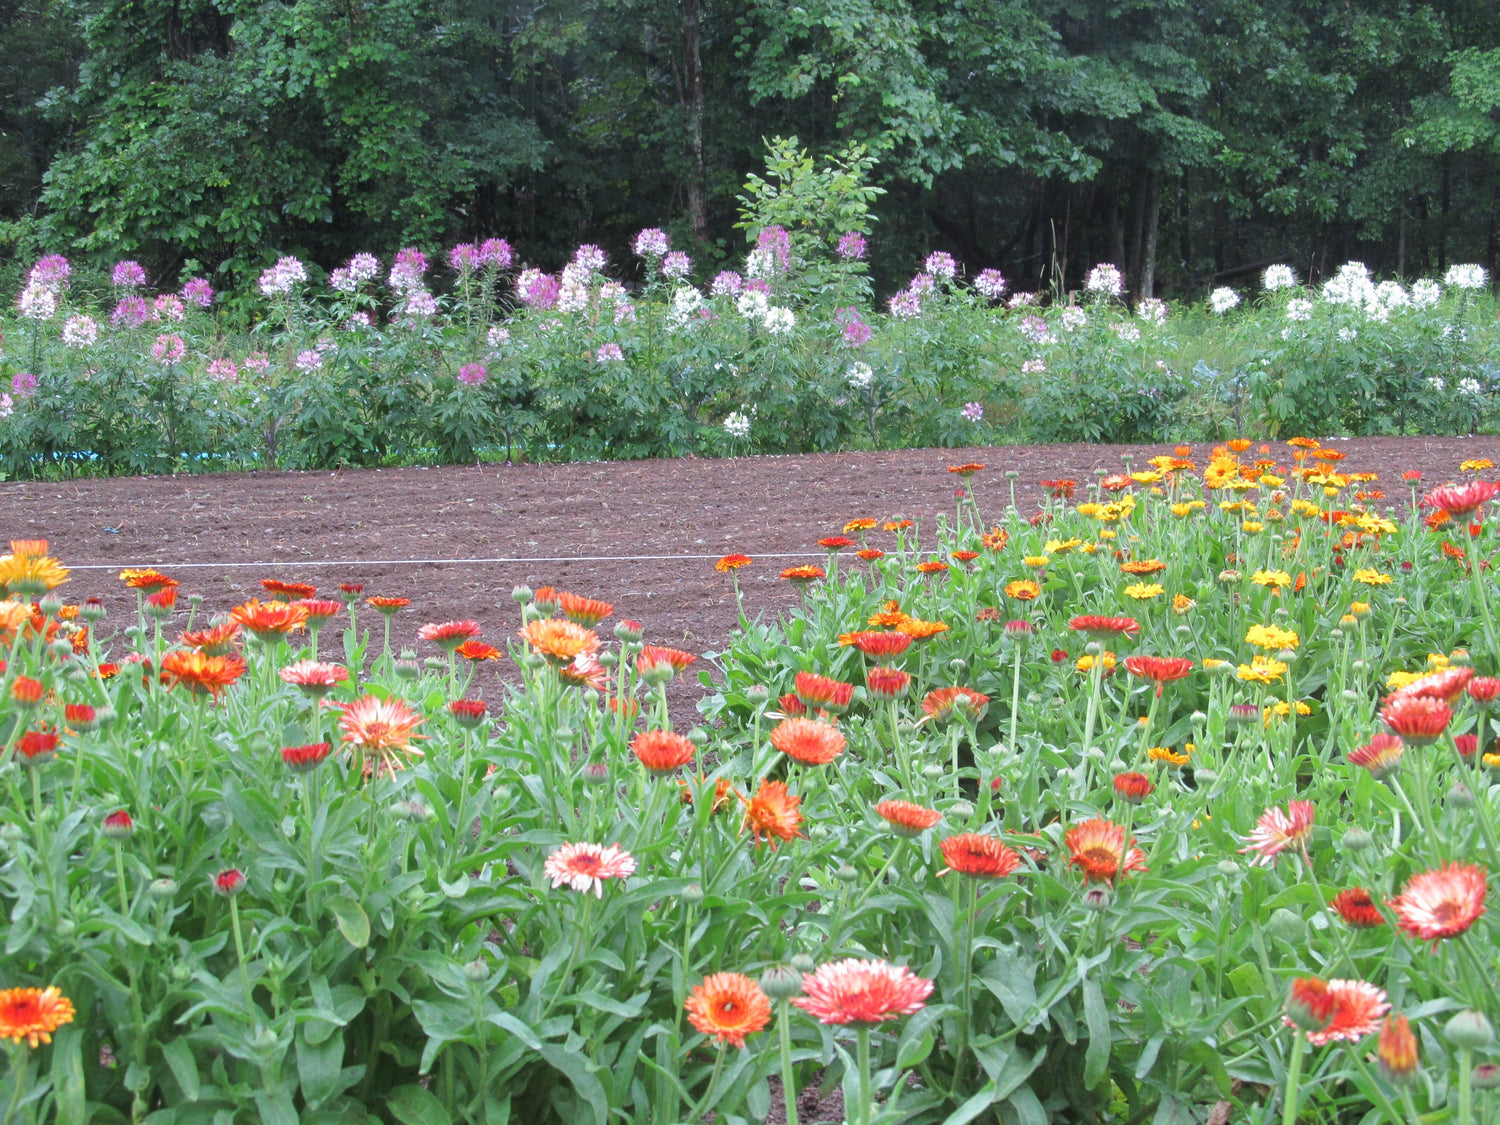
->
[681,0,708,244]
[1140,169,1161,301]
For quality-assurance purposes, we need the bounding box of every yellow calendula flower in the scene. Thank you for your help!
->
[1484,753,1500,770]
[1263,700,1313,725]
[1219,500,1253,514]
[1148,746,1191,768]
[1260,474,1285,487]
[1245,624,1300,650]
[1130,470,1164,484]
[1075,652,1116,675]
[1172,594,1196,614]
[1351,568,1392,586]
[1339,614,1357,626]
[1242,520,1265,533]
[1124,582,1165,600]
[1076,503,1103,518]
[1044,538,1083,555]
[1237,656,1288,684]
[1080,542,1099,554]
[1170,502,1198,518]
[1251,569,1292,589]
[1385,670,1423,690]
[1461,458,1493,473]
[1357,512,1398,536]
[1349,601,1371,619]
[1264,509,1285,522]
[1427,652,1452,670]
[1098,529,1118,540]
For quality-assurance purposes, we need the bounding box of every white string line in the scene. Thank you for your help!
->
[65,551,828,570]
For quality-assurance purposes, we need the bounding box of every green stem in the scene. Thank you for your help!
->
[687,1042,728,1123]
[1,1046,28,1125]
[113,842,130,918]
[1461,1045,1475,1125]
[856,1025,873,1125]
[229,895,255,1016]
[1008,645,1023,752]
[778,1004,799,1125]
[1281,1033,1306,1125]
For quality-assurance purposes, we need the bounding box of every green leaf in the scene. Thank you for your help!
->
[328,896,370,948]
[1081,976,1110,1090]
[162,1037,201,1101]
[296,1028,347,1108]
[50,1024,86,1122]
[388,1085,453,1125]
[538,1045,608,1125]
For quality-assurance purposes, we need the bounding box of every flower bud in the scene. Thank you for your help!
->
[1265,907,1306,945]
[1445,1010,1496,1050]
[1194,769,1218,787]
[94,706,118,729]
[580,761,610,785]
[948,799,975,819]
[1448,782,1476,809]
[464,959,490,983]
[922,763,945,780]
[394,659,420,680]
[423,657,446,671]
[1327,628,1344,641]
[1377,1015,1419,1085]
[680,883,704,906]
[1474,1063,1500,1090]
[1216,859,1239,877]
[101,809,134,839]
[1276,648,1297,665]
[789,953,816,974]
[1342,828,1374,853]
[79,600,107,622]
[1081,886,1111,912]
[1285,977,1336,1032]
[511,585,533,605]
[745,685,770,705]
[687,727,709,747]
[835,864,859,883]
[759,964,803,1001]
[613,619,643,643]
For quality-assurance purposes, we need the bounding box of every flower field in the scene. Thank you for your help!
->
[3,232,1498,478]
[1,441,1500,1123]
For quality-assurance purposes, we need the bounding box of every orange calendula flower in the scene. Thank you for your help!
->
[740,779,803,849]
[295,599,342,626]
[558,591,614,626]
[337,694,426,777]
[636,644,697,681]
[455,640,503,662]
[981,527,1009,550]
[1347,733,1404,780]
[518,618,601,665]
[1112,772,1154,803]
[770,717,846,765]
[716,553,752,572]
[897,618,949,640]
[0,552,70,597]
[261,578,317,600]
[229,598,308,640]
[948,463,985,476]
[875,799,941,836]
[685,973,773,1047]
[921,687,989,723]
[558,652,607,691]
[279,660,350,697]
[1380,695,1451,746]
[939,833,1022,878]
[780,564,826,583]
[631,729,697,775]
[915,559,949,575]
[1286,980,1390,1046]
[883,520,914,532]
[8,539,48,558]
[1068,615,1140,639]
[1239,800,1314,867]
[865,666,912,701]
[791,959,932,1026]
[118,568,178,592]
[160,650,248,698]
[1066,818,1148,882]
[1120,559,1167,576]
[1389,863,1487,944]
[818,536,857,550]
[856,548,885,561]
[0,986,75,1047]
[366,595,410,614]
[843,518,878,533]
[1124,655,1194,687]
[1378,1015,1420,1084]
[1004,579,1040,601]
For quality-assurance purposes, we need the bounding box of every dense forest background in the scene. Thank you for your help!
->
[2,0,1499,300]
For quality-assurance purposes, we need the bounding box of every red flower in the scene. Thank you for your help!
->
[281,742,333,771]
[1239,800,1314,867]
[418,620,484,651]
[684,973,773,1047]
[1050,649,1069,664]
[791,959,933,1026]
[279,660,350,697]
[366,595,410,615]
[101,809,134,838]
[447,699,488,728]
[1331,887,1384,928]
[715,554,752,572]
[1456,734,1479,759]
[1124,655,1194,687]
[1040,479,1076,499]
[1380,696,1452,746]
[1068,615,1140,639]
[1469,677,1500,707]
[261,578,317,600]
[940,834,1022,878]
[1422,480,1499,517]
[63,703,98,732]
[770,717,846,765]
[776,691,807,717]
[1285,977,1337,1032]
[1389,862,1487,943]
[842,631,913,658]
[874,799,942,836]
[1347,733,1404,779]
[294,599,341,626]
[1388,666,1474,705]
[1112,772,1154,803]
[213,868,246,896]
[632,729,697,775]
[947,463,985,477]
[1378,1015,1420,1083]
[9,676,43,707]
[455,640,503,662]
[866,666,912,701]
[794,671,854,714]
[1285,980,1390,1046]
[817,536,857,550]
